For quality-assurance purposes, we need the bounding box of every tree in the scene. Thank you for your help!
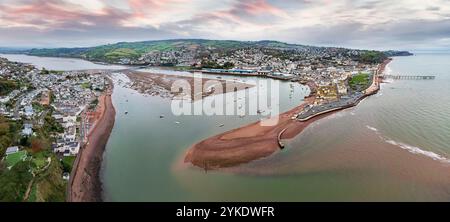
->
[0,161,33,202]
[358,51,387,64]
[31,138,46,153]
[41,68,50,75]
[0,78,19,96]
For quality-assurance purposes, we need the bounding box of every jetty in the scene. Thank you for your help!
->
[382,75,435,80]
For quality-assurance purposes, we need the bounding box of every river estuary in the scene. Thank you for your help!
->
[2,53,450,201]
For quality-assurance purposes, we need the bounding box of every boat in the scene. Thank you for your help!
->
[124,111,128,115]
[160,115,164,118]
[219,124,224,127]
[175,121,180,124]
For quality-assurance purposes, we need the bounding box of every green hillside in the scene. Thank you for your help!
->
[22,39,410,65]
[24,39,307,63]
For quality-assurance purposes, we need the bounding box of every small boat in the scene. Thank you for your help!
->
[124,111,128,115]
[216,76,222,79]
[160,115,165,118]
[219,124,224,127]
[175,121,180,124]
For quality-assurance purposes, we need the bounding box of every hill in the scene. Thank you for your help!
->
[16,39,411,65]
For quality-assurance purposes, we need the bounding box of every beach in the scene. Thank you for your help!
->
[68,81,116,202]
[184,60,391,169]
[124,70,254,100]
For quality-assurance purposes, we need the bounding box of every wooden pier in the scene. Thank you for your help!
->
[382,75,435,80]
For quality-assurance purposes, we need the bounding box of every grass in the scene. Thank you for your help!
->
[5,150,27,168]
[32,153,47,169]
[81,82,91,89]
[104,48,140,60]
[349,73,370,90]
[62,156,76,173]
[27,184,38,202]
[32,102,45,113]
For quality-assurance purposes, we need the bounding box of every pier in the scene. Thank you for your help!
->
[382,75,435,80]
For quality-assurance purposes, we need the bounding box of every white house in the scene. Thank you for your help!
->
[54,141,80,156]
[24,105,34,117]
[5,146,19,155]
[22,124,33,136]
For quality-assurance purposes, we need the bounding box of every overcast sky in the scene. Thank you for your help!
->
[1,0,449,50]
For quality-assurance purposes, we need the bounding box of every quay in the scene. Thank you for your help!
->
[198,69,295,81]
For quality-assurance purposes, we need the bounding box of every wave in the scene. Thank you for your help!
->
[385,139,450,163]
[366,125,378,132]
[366,125,450,163]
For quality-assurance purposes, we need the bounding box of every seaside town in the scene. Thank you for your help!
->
[3,0,450,207]
[0,57,108,201]
[128,44,383,113]
[1,42,397,202]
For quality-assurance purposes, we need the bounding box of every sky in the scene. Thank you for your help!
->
[1,0,450,50]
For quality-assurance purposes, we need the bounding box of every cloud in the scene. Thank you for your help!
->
[0,0,450,50]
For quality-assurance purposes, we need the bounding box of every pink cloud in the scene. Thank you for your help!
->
[0,0,128,29]
[237,0,289,18]
[127,0,189,19]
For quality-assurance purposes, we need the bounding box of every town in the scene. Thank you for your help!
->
[0,57,108,201]
[0,43,394,202]
[130,44,383,113]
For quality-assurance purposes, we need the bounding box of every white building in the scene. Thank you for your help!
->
[5,146,19,155]
[22,123,33,136]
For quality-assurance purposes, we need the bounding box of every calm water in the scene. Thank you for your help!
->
[0,54,126,71]
[4,53,450,201]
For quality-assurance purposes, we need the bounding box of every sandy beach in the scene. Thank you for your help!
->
[184,60,391,169]
[124,70,254,100]
[67,81,116,202]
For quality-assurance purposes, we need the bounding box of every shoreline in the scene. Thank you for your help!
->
[67,78,116,202]
[184,59,391,169]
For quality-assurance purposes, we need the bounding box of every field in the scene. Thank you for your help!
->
[349,73,370,91]
[104,48,140,60]
[81,82,91,89]
[5,150,27,168]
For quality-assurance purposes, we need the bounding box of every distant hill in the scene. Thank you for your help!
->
[10,39,412,65]
[24,39,312,61]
